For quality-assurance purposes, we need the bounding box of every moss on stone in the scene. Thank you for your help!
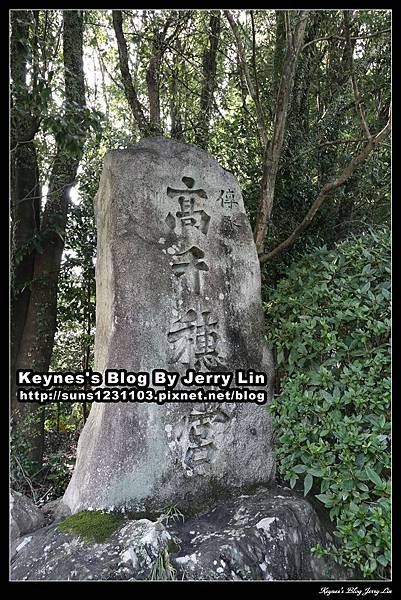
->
[58,510,124,544]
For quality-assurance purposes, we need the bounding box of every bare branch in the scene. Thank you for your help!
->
[287,137,366,166]
[259,111,391,265]
[14,456,38,503]
[302,28,391,51]
[224,9,267,147]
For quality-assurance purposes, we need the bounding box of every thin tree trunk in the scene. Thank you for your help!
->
[146,54,162,132]
[195,11,221,149]
[146,39,163,134]
[253,10,309,255]
[112,10,150,137]
[272,11,286,106]
[170,39,184,140]
[145,12,183,135]
[225,9,267,147]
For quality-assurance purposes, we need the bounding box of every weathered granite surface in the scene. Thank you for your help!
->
[61,137,275,515]
[10,485,350,581]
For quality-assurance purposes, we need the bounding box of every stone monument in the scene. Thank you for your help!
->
[61,137,275,515]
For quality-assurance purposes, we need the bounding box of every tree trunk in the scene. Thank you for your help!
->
[195,11,221,149]
[14,10,88,469]
[112,10,150,137]
[146,42,163,134]
[10,10,42,425]
[254,10,309,255]
[169,38,184,140]
[272,11,285,104]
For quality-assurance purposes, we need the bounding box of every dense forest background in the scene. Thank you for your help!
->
[10,9,391,579]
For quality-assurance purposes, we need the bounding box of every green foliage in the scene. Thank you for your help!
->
[11,405,80,504]
[10,409,43,486]
[264,228,391,579]
[41,443,77,499]
[58,510,124,543]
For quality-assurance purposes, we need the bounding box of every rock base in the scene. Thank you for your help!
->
[10,485,353,581]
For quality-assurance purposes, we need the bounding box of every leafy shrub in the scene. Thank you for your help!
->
[263,228,391,578]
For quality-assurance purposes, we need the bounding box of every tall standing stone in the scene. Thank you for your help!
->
[62,137,275,515]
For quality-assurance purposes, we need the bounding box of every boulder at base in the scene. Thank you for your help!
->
[10,489,45,542]
[10,485,350,581]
